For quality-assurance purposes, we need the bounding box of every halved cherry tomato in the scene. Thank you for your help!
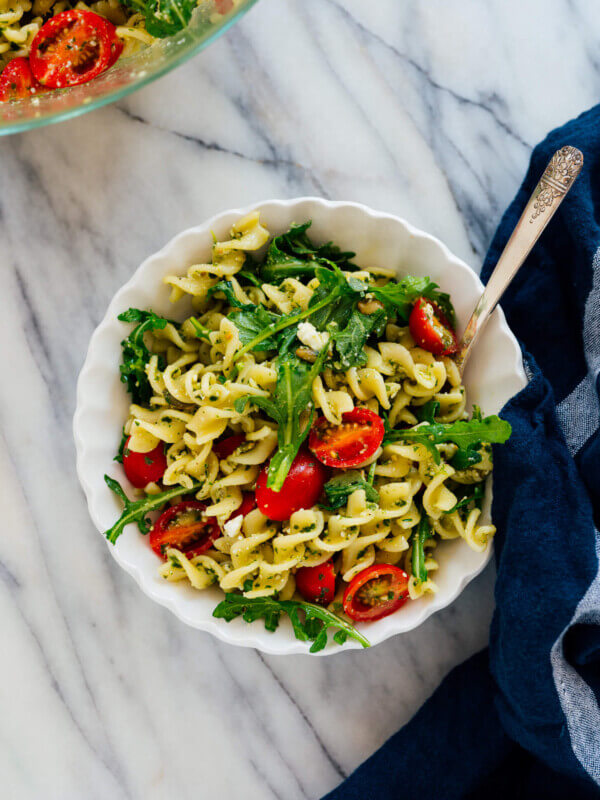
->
[409,296,458,356]
[0,58,43,101]
[30,10,122,89]
[213,433,245,460]
[296,560,336,605]
[122,437,167,488]
[150,500,220,560]
[343,564,410,621]
[309,408,384,469]
[256,449,328,521]
[225,492,256,523]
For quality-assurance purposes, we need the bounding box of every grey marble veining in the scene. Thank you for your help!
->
[1,1,598,797]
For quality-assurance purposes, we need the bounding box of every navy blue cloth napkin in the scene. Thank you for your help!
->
[323,105,600,800]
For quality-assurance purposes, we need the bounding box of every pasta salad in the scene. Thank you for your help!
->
[105,211,512,652]
[0,0,236,100]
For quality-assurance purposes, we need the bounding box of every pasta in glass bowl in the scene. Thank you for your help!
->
[0,0,257,134]
[74,198,527,654]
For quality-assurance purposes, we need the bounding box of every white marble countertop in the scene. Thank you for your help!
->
[1,1,598,798]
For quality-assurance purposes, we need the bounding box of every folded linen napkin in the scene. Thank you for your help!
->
[323,105,600,800]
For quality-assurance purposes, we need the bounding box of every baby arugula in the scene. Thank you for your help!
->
[207,279,249,309]
[411,514,433,586]
[320,470,379,511]
[258,221,356,283]
[188,316,212,342]
[209,280,301,355]
[444,483,485,515]
[383,414,511,465]
[232,263,365,361]
[372,275,456,326]
[119,308,212,405]
[118,308,171,405]
[415,399,440,424]
[235,347,329,491]
[226,256,457,377]
[212,592,370,653]
[221,251,468,488]
[118,224,458,412]
[123,0,196,37]
[229,305,287,352]
[331,306,388,370]
[103,475,200,543]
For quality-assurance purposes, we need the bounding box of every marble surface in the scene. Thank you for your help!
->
[1,1,599,797]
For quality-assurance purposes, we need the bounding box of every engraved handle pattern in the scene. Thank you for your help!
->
[530,146,584,221]
[456,146,584,375]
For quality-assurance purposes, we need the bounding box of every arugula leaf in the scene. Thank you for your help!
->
[416,399,440,425]
[104,475,200,543]
[122,0,196,37]
[276,222,355,264]
[449,445,484,470]
[207,280,251,309]
[233,263,364,361]
[444,483,485,514]
[263,353,322,490]
[367,458,378,485]
[114,427,128,464]
[118,308,172,405]
[383,415,512,465]
[238,270,262,287]
[333,630,349,645]
[236,348,329,490]
[411,515,432,585]
[331,307,388,370]
[306,264,365,331]
[259,221,356,283]
[320,470,379,511]
[260,244,319,284]
[188,317,212,342]
[229,305,283,351]
[444,406,489,469]
[372,276,456,326]
[212,593,370,653]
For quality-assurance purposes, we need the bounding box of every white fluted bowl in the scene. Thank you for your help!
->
[74,198,526,655]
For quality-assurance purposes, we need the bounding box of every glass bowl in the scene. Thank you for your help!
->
[0,0,259,136]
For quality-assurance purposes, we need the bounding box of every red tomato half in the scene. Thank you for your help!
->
[150,500,220,560]
[409,296,458,356]
[213,433,245,460]
[309,408,384,469]
[0,57,43,101]
[256,450,328,521]
[122,437,167,488]
[225,492,256,523]
[343,564,410,621]
[296,560,336,605]
[30,10,122,89]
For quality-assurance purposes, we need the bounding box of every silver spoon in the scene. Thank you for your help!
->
[455,145,584,375]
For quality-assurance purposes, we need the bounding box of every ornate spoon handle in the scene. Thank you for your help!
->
[455,145,584,375]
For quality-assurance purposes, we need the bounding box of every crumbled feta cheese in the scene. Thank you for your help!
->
[223,514,243,538]
[297,322,329,353]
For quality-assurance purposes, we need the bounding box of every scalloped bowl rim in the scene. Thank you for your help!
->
[73,197,526,655]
